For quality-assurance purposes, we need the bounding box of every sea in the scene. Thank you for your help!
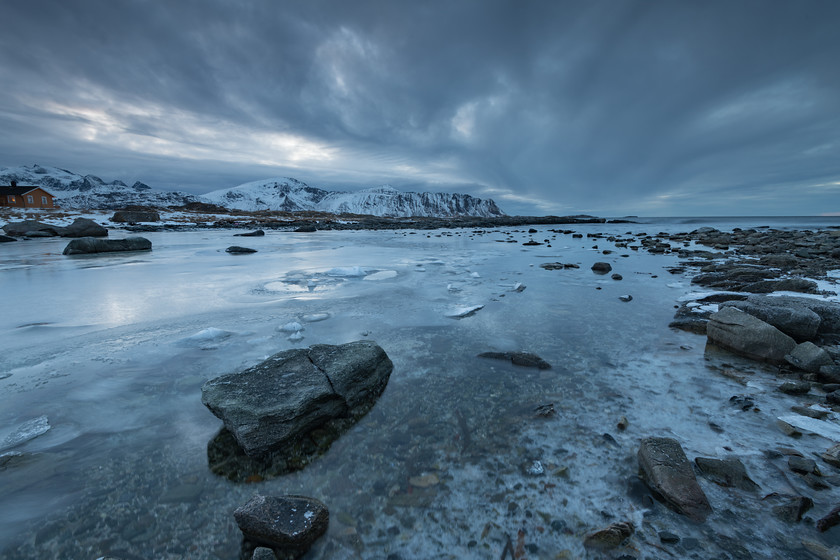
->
[1,215,840,559]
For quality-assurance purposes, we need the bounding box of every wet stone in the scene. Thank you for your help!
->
[779,381,811,395]
[659,531,680,544]
[789,456,818,475]
[583,521,634,551]
[764,493,813,523]
[234,495,329,554]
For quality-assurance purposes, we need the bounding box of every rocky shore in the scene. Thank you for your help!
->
[2,215,840,559]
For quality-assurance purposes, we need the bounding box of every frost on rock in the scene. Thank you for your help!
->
[777,415,840,442]
[0,416,50,451]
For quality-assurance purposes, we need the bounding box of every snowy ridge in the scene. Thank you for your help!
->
[204,179,506,217]
[1,165,506,217]
[0,164,200,209]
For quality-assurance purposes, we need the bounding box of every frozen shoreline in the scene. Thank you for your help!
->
[1,220,840,559]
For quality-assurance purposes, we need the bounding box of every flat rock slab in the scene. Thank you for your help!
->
[707,307,796,364]
[234,494,328,553]
[63,237,151,255]
[477,351,551,369]
[786,342,835,373]
[638,437,712,522]
[202,341,392,457]
[226,246,257,253]
[721,298,821,341]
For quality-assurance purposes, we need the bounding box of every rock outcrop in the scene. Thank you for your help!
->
[202,341,392,458]
[111,210,160,223]
[638,437,712,522]
[707,307,797,364]
[63,237,152,255]
[58,217,108,237]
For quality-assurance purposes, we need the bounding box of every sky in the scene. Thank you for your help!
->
[1,0,839,217]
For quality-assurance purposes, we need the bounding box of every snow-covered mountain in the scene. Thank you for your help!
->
[203,179,506,217]
[0,164,200,209]
[1,165,506,217]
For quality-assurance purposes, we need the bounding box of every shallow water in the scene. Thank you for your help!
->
[1,221,840,559]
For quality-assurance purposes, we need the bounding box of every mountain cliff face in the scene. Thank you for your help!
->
[1,165,506,217]
[203,180,506,217]
[0,164,199,209]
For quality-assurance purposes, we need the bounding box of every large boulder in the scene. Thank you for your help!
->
[2,220,60,237]
[729,295,840,336]
[721,297,821,341]
[201,341,392,457]
[637,437,712,522]
[707,307,796,363]
[63,237,152,255]
[234,494,328,556]
[111,210,160,223]
[58,217,108,237]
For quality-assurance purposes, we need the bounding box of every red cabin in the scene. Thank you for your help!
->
[0,181,58,208]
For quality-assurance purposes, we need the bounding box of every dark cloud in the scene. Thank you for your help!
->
[1,0,838,215]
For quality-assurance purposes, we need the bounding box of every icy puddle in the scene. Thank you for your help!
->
[1,225,839,559]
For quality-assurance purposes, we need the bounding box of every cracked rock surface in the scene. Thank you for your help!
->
[201,341,392,457]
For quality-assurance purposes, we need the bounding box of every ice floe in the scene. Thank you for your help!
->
[364,270,398,281]
[0,416,50,452]
[444,305,484,319]
[175,327,234,347]
[278,321,304,333]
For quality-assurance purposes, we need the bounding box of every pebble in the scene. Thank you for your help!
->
[659,531,680,544]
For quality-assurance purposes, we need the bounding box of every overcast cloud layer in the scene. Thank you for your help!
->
[1,0,839,216]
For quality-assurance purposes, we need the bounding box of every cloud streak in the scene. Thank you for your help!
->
[1,0,838,215]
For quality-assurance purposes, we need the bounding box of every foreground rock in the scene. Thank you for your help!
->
[63,237,152,255]
[111,210,160,223]
[638,437,712,522]
[234,494,328,558]
[0,234,16,242]
[707,307,796,364]
[202,341,392,458]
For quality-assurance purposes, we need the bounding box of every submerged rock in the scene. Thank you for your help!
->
[637,437,712,522]
[763,492,813,523]
[694,457,760,492]
[234,494,328,557]
[202,341,392,458]
[477,351,551,369]
[63,237,151,255]
[0,234,17,242]
[707,307,796,364]
[583,521,634,551]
